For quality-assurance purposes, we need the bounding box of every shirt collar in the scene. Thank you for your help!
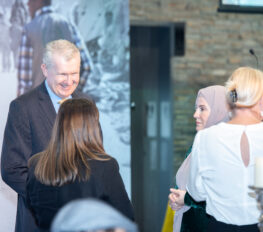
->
[45,80,71,113]
[35,5,53,18]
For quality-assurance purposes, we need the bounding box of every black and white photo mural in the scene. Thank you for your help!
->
[0,1,28,231]
[53,0,131,193]
[0,0,130,231]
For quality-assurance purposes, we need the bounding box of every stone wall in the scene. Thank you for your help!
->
[130,0,263,174]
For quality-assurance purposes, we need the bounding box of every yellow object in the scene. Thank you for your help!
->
[58,98,68,105]
[161,202,175,232]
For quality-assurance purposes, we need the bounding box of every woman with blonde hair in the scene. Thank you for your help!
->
[185,67,263,231]
[26,98,134,231]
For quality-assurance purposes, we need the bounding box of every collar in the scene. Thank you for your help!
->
[35,5,53,18]
[44,80,72,113]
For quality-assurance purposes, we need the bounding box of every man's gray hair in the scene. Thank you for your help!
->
[43,39,80,69]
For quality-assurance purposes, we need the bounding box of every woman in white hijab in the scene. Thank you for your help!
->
[169,85,230,232]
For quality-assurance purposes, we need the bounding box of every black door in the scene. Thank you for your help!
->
[130,25,173,232]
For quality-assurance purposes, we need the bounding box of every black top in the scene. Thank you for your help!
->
[26,156,134,231]
[180,146,209,232]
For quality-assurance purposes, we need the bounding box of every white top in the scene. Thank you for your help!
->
[186,122,263,225]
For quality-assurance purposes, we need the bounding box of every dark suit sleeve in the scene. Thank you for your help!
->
[1,100,32,197]
[102,158,134,220]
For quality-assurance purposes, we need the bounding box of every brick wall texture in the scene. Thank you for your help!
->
[130,0,263,175]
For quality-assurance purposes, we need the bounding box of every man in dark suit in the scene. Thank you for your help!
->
[1,39,86,232]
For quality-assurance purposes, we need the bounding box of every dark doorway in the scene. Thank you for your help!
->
[130,24,174,232]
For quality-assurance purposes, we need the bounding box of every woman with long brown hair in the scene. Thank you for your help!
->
[26,98,134,231]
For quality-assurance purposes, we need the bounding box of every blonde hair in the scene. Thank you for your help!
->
[43,39,80,69]
[225,67,263,108]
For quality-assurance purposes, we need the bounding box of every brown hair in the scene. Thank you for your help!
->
[29,98,109,186]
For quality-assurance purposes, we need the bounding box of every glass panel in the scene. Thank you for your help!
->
[222,0,263,6]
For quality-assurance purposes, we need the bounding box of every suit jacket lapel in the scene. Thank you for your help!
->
[72,91,82,99]
[72,90,91,100]
[37,82,56,130]
[36,85,85,131]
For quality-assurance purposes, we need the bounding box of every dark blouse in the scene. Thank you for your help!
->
[179,146,210,232]
[26,156,134,231]
[181,192,209,232]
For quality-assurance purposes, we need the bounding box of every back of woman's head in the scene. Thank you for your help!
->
[226,67,263,108]
[32,98,109,186]
[56,98,103,155]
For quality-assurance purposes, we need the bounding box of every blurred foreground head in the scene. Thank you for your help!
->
[51,198,138,232]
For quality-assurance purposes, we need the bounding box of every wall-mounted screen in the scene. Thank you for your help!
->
[218,0,263,13]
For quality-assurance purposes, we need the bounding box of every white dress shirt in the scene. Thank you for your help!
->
[187,122,263,225]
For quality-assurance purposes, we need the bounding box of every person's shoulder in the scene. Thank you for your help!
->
[200,122,225,135]
[72,90,89,98]
[105,156,118,166]
[41,8,70,24]
[194,123,224,144]
[91,155,118,169]
[26,8,67,24]
[92,154,115,163]
[13,84,43,105]
[87,156,115,179]
[103,156,119,172]
[247,122,263,130]
[72,91,96,103]
[99,156,120,177]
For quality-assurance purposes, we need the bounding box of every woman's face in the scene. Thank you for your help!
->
[193,97,211,131]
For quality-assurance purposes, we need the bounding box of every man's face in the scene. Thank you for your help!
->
[27,0,43,18]
[41,53,80,99]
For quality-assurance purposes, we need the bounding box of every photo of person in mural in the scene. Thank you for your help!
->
[0,0,131,231]
[0,12,11,72]
[10,0,28,69]
[53,0,131,196]
[17,0,92,96]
